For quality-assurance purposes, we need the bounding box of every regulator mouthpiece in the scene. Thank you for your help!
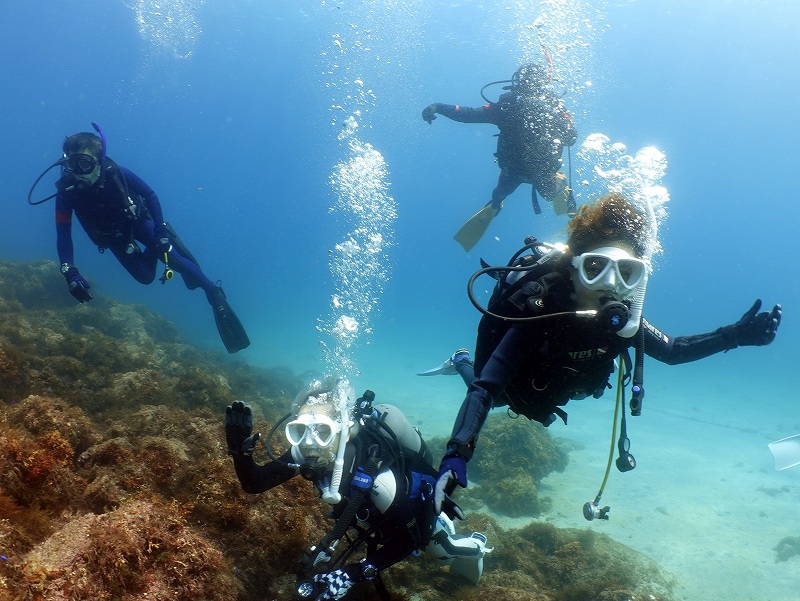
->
[583,500,610,521]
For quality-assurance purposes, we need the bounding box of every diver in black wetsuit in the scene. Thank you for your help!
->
[422,63,578,250]
[30,124,249,353]
[427,193,782,515]
[225,379,491,601]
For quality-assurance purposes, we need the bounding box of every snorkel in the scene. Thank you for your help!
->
[617,269,648,338]
[320,379,354,505]
[617,193,658,339]
[91,122,107,160]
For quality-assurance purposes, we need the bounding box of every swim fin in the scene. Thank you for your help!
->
[207,285,250,354]
[768,434,800,470]
[453,204,500,252]
[551,172,571,216]
[417,348,471,376]
[417,358,458,376]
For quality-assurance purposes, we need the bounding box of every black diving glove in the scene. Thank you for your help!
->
[732,299,782,347]
[225,400,261,456]
[154,222,172,255]
[61,264,93,303]
[422,103,439,124]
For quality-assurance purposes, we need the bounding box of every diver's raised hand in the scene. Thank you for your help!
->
[733,299,782,346]
[422,103,439,124]
[225,400,261,456]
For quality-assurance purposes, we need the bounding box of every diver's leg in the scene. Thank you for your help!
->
[109,241,157,285]
[489,169,521,211]
[133,219,214,293]
[534,171,572,215]
[145,221,249,352]
[165,246,215,293]
[452,349,475,387]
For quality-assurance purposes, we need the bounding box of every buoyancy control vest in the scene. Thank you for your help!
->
[302,400,437,572]
[65,158,150,251]
[495,92,566,175]
[472,239,631,426]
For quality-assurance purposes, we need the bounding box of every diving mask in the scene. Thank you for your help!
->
[63,153,98,175]
[285,413,340,448]
[572,247,648,295]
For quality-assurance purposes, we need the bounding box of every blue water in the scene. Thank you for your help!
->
[4,1,799,597]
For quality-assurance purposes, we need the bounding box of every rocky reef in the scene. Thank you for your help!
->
[0,259,677,600]
[429,413,571,518]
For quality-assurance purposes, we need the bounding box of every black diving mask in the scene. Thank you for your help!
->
[63,153,98,175]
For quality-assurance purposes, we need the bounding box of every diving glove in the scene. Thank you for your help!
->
[225,400,261,456]
[299,569,355,601]
[422,103,439,124]
[61,264,93,303]
[731,299,782,347]
[434,454,467,518]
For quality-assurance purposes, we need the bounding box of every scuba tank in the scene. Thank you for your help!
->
[367,403,431,513]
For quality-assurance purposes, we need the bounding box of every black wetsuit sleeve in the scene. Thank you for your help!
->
[448,326,534,458]
[120,167,165,225]
[642,317,737,366]
[55,192,75,265]
[435,103,501,125]
[231,449,297,494]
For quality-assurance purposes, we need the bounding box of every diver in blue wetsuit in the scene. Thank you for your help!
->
[32,125,249,353]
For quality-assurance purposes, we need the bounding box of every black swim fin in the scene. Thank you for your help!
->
[207,285,250,353]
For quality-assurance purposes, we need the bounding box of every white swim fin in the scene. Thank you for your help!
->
[768,434,800,470]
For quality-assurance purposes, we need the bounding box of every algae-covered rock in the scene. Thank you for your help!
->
[450,412,570,517]
[14,499,240,601]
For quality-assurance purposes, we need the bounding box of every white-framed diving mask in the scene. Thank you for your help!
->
[572,246,648,297]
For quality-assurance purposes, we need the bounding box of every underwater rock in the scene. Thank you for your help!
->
[438,413,570,517]
[378,514,675,601]
[774,535,800,562]
[12,499,240,601]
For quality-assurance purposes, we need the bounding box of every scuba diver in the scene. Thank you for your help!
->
[225,378,491,601]
[422,193,782,520]
[422,63,578,251]
[28,124,249,354]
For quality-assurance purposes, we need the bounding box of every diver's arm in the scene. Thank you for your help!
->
[641,317,737,365]
[231,448,297,494]
[434,103,501,125]
[55,193,75,265]
[121,167,165,225]
[447,326,532,459]
[643,301,781,365]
